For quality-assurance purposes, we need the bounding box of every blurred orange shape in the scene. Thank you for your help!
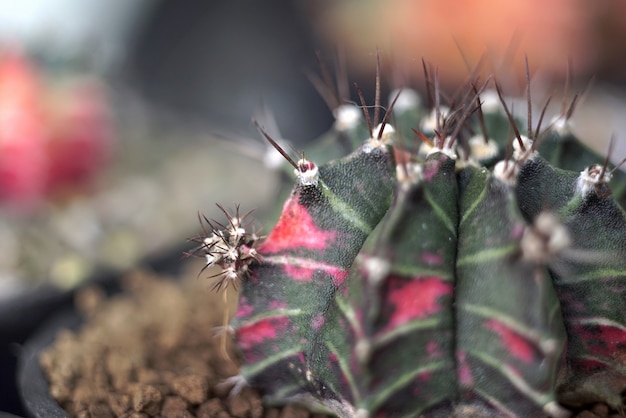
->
[315,0,598,84]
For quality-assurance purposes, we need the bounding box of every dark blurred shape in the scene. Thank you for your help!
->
[126,0,333,144]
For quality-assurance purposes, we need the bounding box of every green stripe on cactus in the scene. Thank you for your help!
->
[557,268,626,281]
[455,165,565,416]
[364,361,448,413]
[325,341,360,403]
[318,181,373,234]
[371,316,443,348]
[388,264,452,280]
[461,303,554,351]
[455,243,518,266]
[469,350,556,405]
[459,173,489,225]
[241,346,305,378]
[472,388,517,417]
[236,309,304,327]
[424,189,457,236]
[571,317,626,331]
[332,291,363,336]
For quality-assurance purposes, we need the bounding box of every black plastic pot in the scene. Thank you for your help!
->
[18,309,80,418]
[7,242,194,418]
[1,280,84,417]
[0,266,94,416]
[0,412,25,418]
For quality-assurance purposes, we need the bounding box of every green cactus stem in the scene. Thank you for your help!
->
[194,56,626,417]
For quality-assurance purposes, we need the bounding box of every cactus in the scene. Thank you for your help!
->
[194,58,626,417]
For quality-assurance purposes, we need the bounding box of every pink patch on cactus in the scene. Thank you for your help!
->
[426,341,442,357]
[268,300,287,310]
[418,370,432,383]
[331,269,349,286]
[339,284,350,298]
[311,313,325,330]
[509,223,525,240]
[571,321,626,360]
[422,159,441,182]
[411,375,428,397]
[236,316,289,351]
[485,319,534,364]
[284,264,315,281]
[235,303,254,318]
[570,357,612,373]
[456,350,474,386]
[259,198,337,253]
[568,299,588,316]
[282,263,348,286]
[421,252,443,265]
[384,276,452,330]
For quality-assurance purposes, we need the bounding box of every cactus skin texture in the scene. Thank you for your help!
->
[199,62,626,417]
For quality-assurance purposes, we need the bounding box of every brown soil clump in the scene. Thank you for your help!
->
[39,264,329,418]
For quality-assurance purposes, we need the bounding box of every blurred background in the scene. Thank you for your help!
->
[0,0,625,295]
[0,0,626,414]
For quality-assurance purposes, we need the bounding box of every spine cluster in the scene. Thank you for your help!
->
[193,205,260,291]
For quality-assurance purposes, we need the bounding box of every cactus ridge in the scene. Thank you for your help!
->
[197,57,626,417]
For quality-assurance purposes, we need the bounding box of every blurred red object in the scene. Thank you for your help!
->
[0,48,48,210]
[45,79,114,195]
[0,47,114,212]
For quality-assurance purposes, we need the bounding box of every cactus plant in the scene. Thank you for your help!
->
[194,58,626,417]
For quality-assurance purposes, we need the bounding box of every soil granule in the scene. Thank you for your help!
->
[40,264,329,418]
